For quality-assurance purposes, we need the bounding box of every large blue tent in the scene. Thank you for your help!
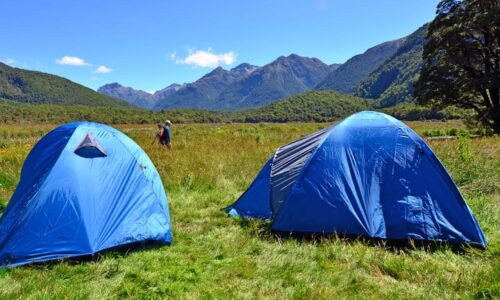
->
[0,122,172,267]
[227,111,487,248]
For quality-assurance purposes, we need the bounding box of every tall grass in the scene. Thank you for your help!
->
[0,121,498,299]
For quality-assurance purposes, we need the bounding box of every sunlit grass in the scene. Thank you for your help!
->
[0,121,498,299]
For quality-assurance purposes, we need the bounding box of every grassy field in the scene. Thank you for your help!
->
[0,121,498,299]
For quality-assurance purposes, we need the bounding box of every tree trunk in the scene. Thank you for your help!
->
[492,87,500,134]
[493,106,500,134]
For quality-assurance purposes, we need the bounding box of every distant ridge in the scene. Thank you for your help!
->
[98,83,155,109]
[353,24,427,107]
[153,63,258,110]
[98,82,183,109]
[211,54,332,110]
[315,39,405,93]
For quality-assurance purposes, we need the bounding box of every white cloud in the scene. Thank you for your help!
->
[93,65,113,74]
[56,56,89,66]
[1,58,16,65]
[176,48,236,68]
[168,52,177,61]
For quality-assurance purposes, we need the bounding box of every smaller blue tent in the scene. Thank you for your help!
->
[227,111,487,248]
[0,122,172,267]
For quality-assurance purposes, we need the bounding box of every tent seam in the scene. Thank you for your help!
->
[272,122,337,222]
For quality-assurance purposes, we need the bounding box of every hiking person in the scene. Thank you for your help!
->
[162,120,172,149]
[151,124,165,146]
[151,120,172,149]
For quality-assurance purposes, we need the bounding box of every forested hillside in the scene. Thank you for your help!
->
[1,90,459,125]
[2,91,371,124]
[315,39,404,93]
[0,63,129,107]
[353,25,427,107]
[232,91,374,122]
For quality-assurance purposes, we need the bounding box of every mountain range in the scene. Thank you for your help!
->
[99,56,335,111]
[154,63,259,110]
[99,24,426,111]
[205,55,335,110]
[0,24,426,112]
[97,82,182,109]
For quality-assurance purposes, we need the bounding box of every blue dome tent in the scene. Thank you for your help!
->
[227,111,487,248]
[0,122,172,267]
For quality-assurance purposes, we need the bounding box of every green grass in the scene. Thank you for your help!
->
[0,122,498,299]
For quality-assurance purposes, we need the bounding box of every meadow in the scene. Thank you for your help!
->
[0,121,498,299]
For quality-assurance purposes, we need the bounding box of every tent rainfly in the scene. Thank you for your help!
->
[0,122,172,267]
[226,111,487,248]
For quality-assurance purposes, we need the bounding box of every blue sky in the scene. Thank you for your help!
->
[0,0,439,92]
